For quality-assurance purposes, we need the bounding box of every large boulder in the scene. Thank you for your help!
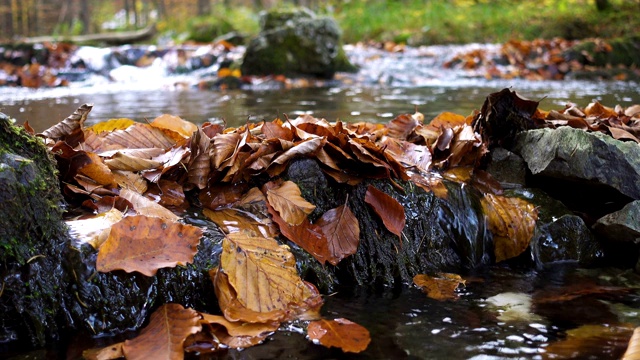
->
[241,7,355,79]
[593,200,640,243]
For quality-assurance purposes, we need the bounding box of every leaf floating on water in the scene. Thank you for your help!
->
[413,273,466,301]
[623,327,640,360]
[199,313,279,349]
[307,318,371,353]
[82,341,124,360]
[315,203,360,266]
[364,185,405,240]
[122,303,202,360]
[543,324,635,360]
[39,103,93,140]
[264,180,316,226]
[217,233,323,322]
[481,193,538,262]
[203,207,276,238]
[96,215,202,276]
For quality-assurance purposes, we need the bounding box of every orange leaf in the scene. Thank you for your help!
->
[96,215,202,276]
[543,324,635,360]
[264,180,316,226]
[119,188,179,221]
[481,194,538,262]
[429,111,468,128]
[151,114,198,138]
[203,207,277,238]
[413,273,466,301]
[83,342,124,360]
[307,318,371,353]
[623,327,640,360]
[364,185,405,240]
[122,304,202,360]
[75,151,117,187]
[315,203,360,265]
[387,113,419,140]
[218,233,323,322]
[211,132,243,169]
[267,203,330,264]
[199,313,278,349]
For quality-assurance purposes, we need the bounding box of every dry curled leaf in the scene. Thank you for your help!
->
[96,215,202,276]
[481,194,538,262]
[413,273,466,301]
[39,103,92,140]
[122,304,202,360]
[264,180,316,226]
[364,185,405,240]
[307,318,371,353]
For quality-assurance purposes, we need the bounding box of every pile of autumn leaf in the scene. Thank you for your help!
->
[27,92,639,358]
[444,38,634,81]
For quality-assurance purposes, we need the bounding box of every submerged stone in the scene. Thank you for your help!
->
[593,200,640,243]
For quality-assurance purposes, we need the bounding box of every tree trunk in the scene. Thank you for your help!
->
[80,0,90,34]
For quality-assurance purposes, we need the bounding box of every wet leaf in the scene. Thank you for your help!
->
[267,202,330,264]
[198,183,248,210]
[203,207,277,238]
[39,103,92,140]
[151,114,198,138]
[266,137,326,176]
[66,208,123,248]
[542,324,634,360]
[481,194,538,262]
[75,151,117,187]
[87,118,135,134]
[307,318,371,353]
[119,188,179,221]
[315,203,360,266]
[413,273,466,301]
[381,137,432,174]
[364,185,405,240]
[264,180,316,226]
[387,113,419,140]
[96,215,202,276]
[200,313,278,349]
[186,128,211,190]
[146,180,185,207]
[83,342,124,360]
[122,303,202,360]
[112,170,148,194]
[217,232,323,322]
[623,327,640,360]
[429,111,468,128]
[212,132,243,169]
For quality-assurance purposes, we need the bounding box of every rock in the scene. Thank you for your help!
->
[241,7,356,79]
[532,214,603,265]
[0,114,69,346]
[486,147,527,187]
[593,200,640,243]
[513,127,640,201]
[564,35,640,68]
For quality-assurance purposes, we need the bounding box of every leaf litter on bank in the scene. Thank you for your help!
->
[41,88,640,357]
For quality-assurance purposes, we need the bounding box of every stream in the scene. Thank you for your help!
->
[1,43,639,359]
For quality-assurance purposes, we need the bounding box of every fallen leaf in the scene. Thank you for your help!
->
[88,118,135,134]
[387,113,419,140]
[199,313,278,349]
[186,128,211,190]
[623,327,640,360]
[74,151,117,187]
[122,304,202,360]
[151,114,198,138]
[264,180,316,226]
[146,180,186,208]
[103,151,163,171]
[217,233,323,322]
[364,185,405,240]
[315,202,360,265]
[203,207,277,238]
[542,324,634,360]
[119,188,179,221]
[39,103,92,140]
[211,132,243,169]
[413,273,466,301]
[112,170,148,194]
[96,215,202,276]
[307,318,371,353]
[66,208,123,248]
[100,123,180,151]
[83,342,124,360]
[481,194,538,262]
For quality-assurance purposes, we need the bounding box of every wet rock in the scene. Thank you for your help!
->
[593,200,640,243]
[485,147,527,187]
[532,215,603,265]
[0,114,69,346]
[241,7,356,79]
[513,127,640,201]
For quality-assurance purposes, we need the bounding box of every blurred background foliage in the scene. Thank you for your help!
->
[1,0,638,45]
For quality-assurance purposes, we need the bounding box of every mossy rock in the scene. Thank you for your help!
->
[0,114,69,346]
[186,16,236,43]
[241,7,356,78]
[564,35,640,67]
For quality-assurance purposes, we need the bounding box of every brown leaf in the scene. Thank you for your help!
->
[203,207,277,238]
[307,318,371,353]
[211,132,243,169]
[103,151,163,171]
[413,273,466,301]
[261,120,294,141]
[623,327,640,360]
[198,183,248,210]
[267,202,330,264]
[119,188,179,221]
[83,342,124,360]
[543,324,634,360]
[186,128,211,190]
[122,304,202,360]
[481,194,538,262]
[151,114,198,138]
[66,208,123,249]
[266,137,326,176]
[264,180,316,226]
[96,215,202,276]
[199,313,278,349]
[39,103,92,140]
[381,137,432,174]
[146,180,185,207]
[315,203,360,266]
[74,151,117,188]
[217,232,323,322]
[112,170,148,194]
[387,113,419,140]
[99,123,180,151]
[429,111,468,128]
[364,185,405,240]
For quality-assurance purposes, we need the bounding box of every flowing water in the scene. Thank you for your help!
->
[1,44,640,359]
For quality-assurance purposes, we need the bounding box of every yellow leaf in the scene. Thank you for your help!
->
[481,194,538,262]
[87,118,135,134]
[265,180,315,226]
[66,208,123,248]
[413,273,466,301]
[151,114,198,138]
